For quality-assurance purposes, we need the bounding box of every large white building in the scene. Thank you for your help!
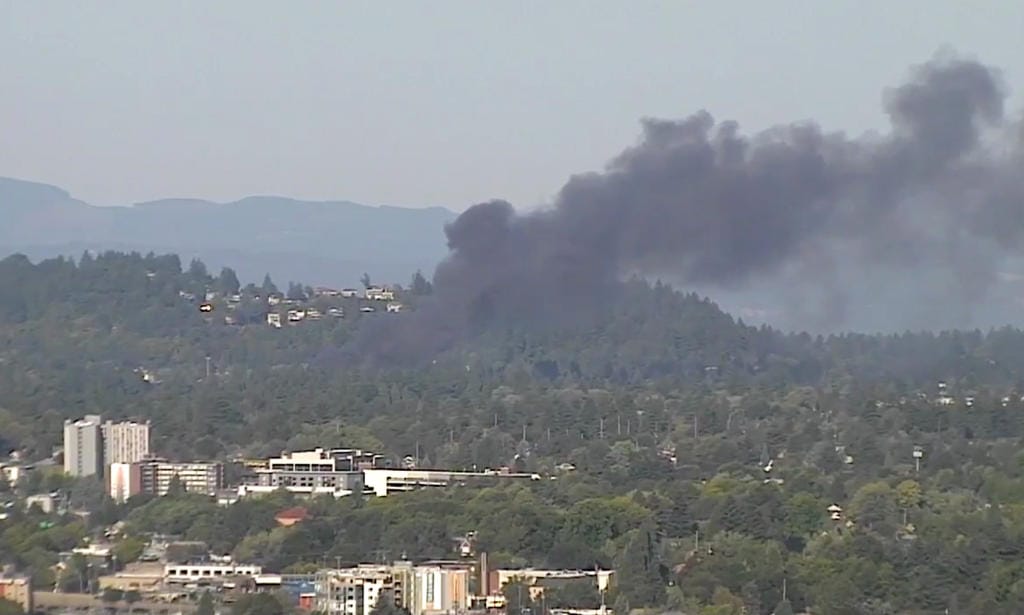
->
[63,415,103,477]
[238,448,379,498]
[315,563,469,615]
[316,568,393,615]
[407,565,470,615]
[362,468,540,497]
[164,563,262,583]
[102,420,151,465]
[108,462,142,503]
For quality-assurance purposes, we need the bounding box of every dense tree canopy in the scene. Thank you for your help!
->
[6,252,1024,613]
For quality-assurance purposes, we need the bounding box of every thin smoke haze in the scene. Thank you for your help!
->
[344,52,1024,365]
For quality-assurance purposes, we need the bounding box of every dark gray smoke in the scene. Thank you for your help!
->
[347,53,1024,363]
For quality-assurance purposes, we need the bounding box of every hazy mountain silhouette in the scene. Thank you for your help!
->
[0,177,456,286]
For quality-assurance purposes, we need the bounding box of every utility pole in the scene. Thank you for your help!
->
[599,417,605,440]
[694,414,699,439]
[205,356,211,379]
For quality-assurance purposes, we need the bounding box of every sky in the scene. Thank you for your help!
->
[1,2,1022,210]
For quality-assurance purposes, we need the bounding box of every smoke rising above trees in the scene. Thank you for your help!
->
[352,53,1024,363]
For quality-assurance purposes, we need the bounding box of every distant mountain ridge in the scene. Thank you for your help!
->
[0,177,458,286]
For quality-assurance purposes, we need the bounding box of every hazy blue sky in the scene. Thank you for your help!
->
[2,2,1022,210]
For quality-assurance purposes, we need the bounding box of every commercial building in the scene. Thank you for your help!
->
[315,563,469,615]
[238,448,381,498]
[140,458,223,496]
[362,468,540,497]
[0,574,32,612]
[63,415,104,477]
[315,566,397,615]
[164,563,262,583]
[106,458,222,500]
[102,420,151,464]
[482,568,615,604]
[406,564,470,615]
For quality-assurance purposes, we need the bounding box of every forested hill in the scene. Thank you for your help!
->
[5,250,1024,389]
[13,252,1024,613]
[4,249,1024,461]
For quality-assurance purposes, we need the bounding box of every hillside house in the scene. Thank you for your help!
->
[365,286,395,301]
[360,306,376,313]
[340,289,360,298]
[314,287,341,297]
[386,303,404,313]
[287,309,306,322]
[327,307,345,318]
[267,294,283,306]
[267,313,282,328]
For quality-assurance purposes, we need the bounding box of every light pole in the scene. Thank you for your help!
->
[913,447,924,474]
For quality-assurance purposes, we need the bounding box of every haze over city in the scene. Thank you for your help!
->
[9,5,1024,615]
[2,2,1022,209]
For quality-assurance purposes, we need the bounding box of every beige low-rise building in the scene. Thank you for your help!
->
[0,574,32,612]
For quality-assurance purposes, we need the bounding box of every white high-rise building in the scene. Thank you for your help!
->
[102,420,151,464]
[63,415,103,477]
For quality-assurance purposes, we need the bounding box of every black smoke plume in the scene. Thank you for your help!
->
[346,53,1024,364]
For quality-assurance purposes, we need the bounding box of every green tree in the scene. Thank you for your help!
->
[261,273,279,296]
[503,579,535,615]
[0,598,25,615]
[370,590,410,615]
[196,591,215,615]
[124,590,141,613]
[165,474,187,497]
[218,267,241,295]
[188,258,208,280]
[772,598,795,615]
[615,523,665,608]
[113,536,146,566]
[410,270,433,296]
[231,592,289,615]
[287,281,306,301]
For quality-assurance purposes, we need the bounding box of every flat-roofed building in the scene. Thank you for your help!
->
[109,462,143,503]
[164,563,262,583]
[139,458,223,496]
[102,420,150,464]
[362,468,540,497]
[63,415,103,477]
[239,448,381,498]
[0,574,32,612]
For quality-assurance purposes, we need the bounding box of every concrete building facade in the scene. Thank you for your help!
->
[315,563,469,615]
[102,420,151,465]
[0,575,32,612]
[315,567,396,615]
[140,459,223,496]
[63,415,103,477]
[108,462,143,503]
[239,449,380,498]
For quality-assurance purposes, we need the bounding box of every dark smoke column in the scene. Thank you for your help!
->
[351,52,1022,364]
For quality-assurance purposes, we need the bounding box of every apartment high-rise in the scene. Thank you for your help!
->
[63,415,103,477]
[102,420,151,464]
